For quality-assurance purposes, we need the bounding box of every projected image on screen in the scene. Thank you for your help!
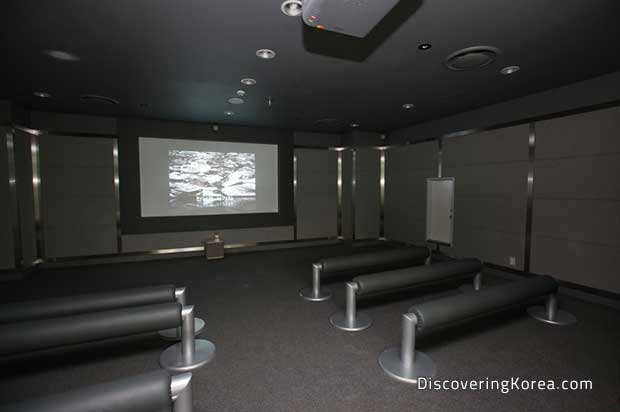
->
[139,137,278,217]
[168,150,256,212]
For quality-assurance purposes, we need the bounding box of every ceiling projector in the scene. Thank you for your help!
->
[302,0,401,38]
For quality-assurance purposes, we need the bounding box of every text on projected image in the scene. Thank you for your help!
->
[169,150,256,212]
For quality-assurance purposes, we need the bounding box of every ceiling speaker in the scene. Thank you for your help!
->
[444,46,500,71]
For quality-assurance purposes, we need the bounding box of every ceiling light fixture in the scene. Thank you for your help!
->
[418,43,432,50]
[350,123,360,128]
[80,94,120,105]
[228,97,245,105]
[281,0,303,17]
[45,49,80,61]
[241,78,257,86]
[402,103,415,109]
[236,90,246,97]
[256,49,276,59]
[500,65,520,75]
[224,110,235,116]
[33,91,51,98]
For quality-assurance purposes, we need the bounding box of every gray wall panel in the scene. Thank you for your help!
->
[533,199,620,247]
[535,155,620,200]
[45,225,118,257]
[443,127,528,269]
[0,128,13,268]
[40,135,118,258]
[384,141,437,243]
[531,107,620,292]
[536,106,620,159]
[355,149,380,239]
[443,125,529,165]
[295,149,337,239]
[531,236,620,293]
[122,226,294,252]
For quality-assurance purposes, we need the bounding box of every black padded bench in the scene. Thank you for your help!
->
[330,258,483,331]
[378,275,576,384]
[0,303,215,373]
[1,370,194,412]
[300,246,431,301]
[0,285,205,340]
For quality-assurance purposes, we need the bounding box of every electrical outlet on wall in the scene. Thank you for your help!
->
[509,256,516,267]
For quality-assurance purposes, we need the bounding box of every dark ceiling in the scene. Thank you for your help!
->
[2,0,620,133]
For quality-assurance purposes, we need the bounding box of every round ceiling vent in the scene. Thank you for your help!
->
[444,46,500,71]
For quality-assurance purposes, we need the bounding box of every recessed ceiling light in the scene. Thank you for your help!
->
[228,97,245,105]
[241,78,257,86]
[33,91,51,98]
[256,49,276,59]
[500,65,520,75]
[224,111,234,116]
[45,49,80,61]
[418,43,432,50]
[402,103,415,109]
[281,0,303,17]
[350,123,360,128]
[236,89,246,97]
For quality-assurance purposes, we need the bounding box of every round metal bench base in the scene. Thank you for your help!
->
[378,347,436,384]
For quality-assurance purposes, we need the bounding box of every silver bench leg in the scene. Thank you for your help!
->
[458,272,483,293]
[159,287,206,340]
[329,282,372,331]
[171,373,193,412]
[528,293,577,325]
[160,305,217,372]
[300,263,332,301]
[378,313,436,384]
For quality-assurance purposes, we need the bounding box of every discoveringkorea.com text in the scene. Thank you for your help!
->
[417,377,593,394]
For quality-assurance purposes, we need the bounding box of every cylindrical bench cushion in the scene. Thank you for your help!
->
[410,276,558,333]
[354,258,482,295]
[319,247,429,274]
[2,370,172,412]
[0,285,176,324]
[0,303,182,357]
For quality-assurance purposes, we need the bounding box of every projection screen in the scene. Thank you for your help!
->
[139,137,279,217]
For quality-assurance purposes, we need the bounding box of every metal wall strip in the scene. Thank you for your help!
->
[351,149,357,240]
[524,123,536,274]
[337,150,343,239]
[6,130,22,268]
[112,139,123,253]
[30,133,45,261]
[437,136,443,178]
[292,151,298,240]
[379,148,386,239]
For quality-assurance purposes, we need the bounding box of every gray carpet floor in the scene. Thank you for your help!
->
[0,244,619,412]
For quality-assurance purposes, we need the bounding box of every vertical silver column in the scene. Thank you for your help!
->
[112,139,122,253]
[524,123,536,274]
[170,373,194,412]
[527,293,577,325]
[379,149,386,240]
[337,150,343,239]
[30,133,45,262]
[378,312,436,384]
[473,272,482,291]
[293,151,298,240]
[299,263,331,301]
[351,149,357,240]
[329,281,371,331]
[160,304,216,372]
[158,287,206,340]
[6,130,22,268]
